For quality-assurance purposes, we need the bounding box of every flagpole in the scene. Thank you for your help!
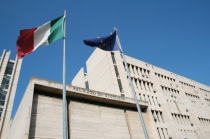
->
[115,29,149,139]
[63,10,67,139]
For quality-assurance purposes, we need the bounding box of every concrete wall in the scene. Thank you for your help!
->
[86,48,119,95]
[7,77,157,139]
[29,94,62,139]
[71,67,85,88]
[69,101,131,139]
[7,78,34,139]
[72,48,210,139]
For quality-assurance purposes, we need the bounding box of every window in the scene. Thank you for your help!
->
[85,81,89,89]
[5,62,14,75]
[135,66,139,75]
[151,96,156,106]
[117,79,123,93]
[146,70,150,78]
[143,94,146,101]
[0,100,5,106]
[139,80,143,90]
[127,64,131,73]
[147,82,151,91]
[0,107,3,119]
[159,112,164,122]
[111,52,116,64]
[114,65,119,78]
[139,93,142,100]
[152,110,164,123]
[147,95,152,105]
[131,65,135,74]
[157,128,162,139]
[0,90,7,104]
[143,81,147,91]
[161,128,166,139]
[134,79,138,89]
[1,77,10,90]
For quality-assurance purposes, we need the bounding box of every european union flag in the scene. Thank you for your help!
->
[83,30,121,51]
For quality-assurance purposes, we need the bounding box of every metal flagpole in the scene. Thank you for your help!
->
[115,29,149,139]
[63,10,67,139]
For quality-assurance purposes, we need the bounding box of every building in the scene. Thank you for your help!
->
[72,48,210,139]
[6,48,210,139]
[0,50,22,139]
[8,77,156,139]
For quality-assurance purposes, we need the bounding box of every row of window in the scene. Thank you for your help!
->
[205,98,210,101]
[111,53,124,95]
[185,93,200,105]
[199,88,210,93]
[185,92,200,104]
[0,62,13,121]
[161,86,179,98]
[151,110,164,123]
[0,66,12,112]
[171,113,191,126]
[131,77,154,92]
[179,81,195,89]
[126,63,150,78]
[155,73,175,83]
[157,128,170,139]
[139,93,160,106]
[198,118,210,127]
[177,129,198,139]
[185,92,199,99]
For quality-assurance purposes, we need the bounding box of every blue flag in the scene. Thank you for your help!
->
[83,30,121,51]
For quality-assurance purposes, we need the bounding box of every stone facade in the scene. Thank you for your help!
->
[5,48,210,139]
[8,77,158,139]
[72,48,210,139]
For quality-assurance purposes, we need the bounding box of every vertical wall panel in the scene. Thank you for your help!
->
[125,110,155,139]
[29,95,62,139]
[69,101,104,139]
[100,106,130,139]
[69,101,130,139]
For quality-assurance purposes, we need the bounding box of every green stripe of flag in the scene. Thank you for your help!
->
[48,16,64,44]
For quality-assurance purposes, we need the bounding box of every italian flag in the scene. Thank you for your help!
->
[17,15,64,59]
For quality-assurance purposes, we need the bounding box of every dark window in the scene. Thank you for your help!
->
[114,65,119,78]
[117,79,123,93]
[85,81,89,89]
[111,52,116,64]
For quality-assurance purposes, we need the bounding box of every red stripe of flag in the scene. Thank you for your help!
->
[17,28,37,59]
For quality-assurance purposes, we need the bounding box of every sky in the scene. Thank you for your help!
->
[0,0,210,118]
